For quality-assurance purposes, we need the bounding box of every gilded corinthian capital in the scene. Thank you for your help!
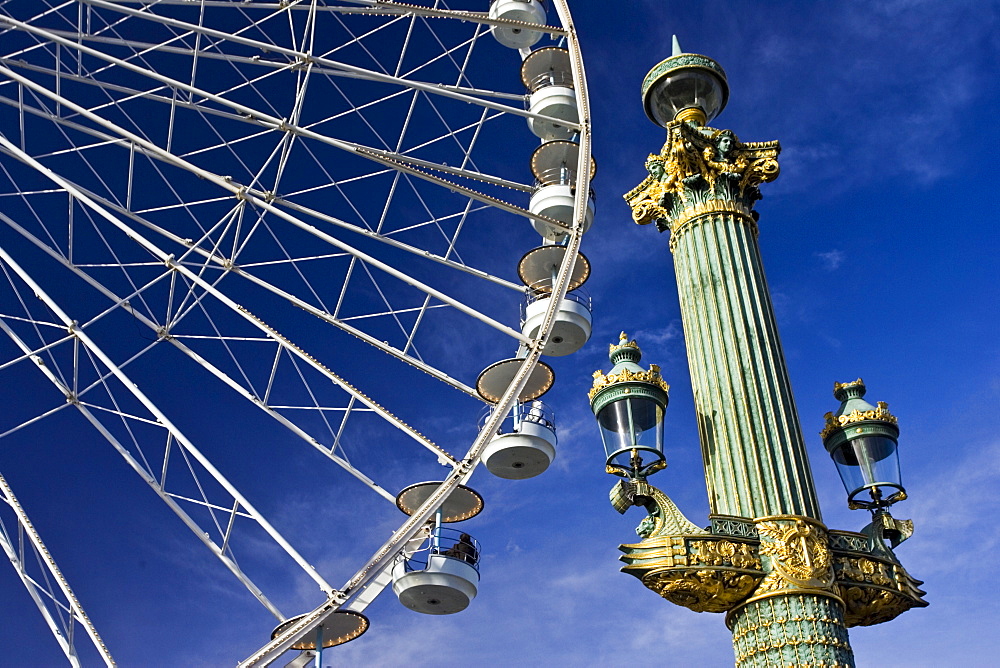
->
[624,121,780,234]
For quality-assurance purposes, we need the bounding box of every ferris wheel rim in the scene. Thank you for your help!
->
[252,0,592,656]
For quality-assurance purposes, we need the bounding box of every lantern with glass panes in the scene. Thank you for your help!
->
[589,333,669,480]
[821,379,906,512]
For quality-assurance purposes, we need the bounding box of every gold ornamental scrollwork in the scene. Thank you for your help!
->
[690,538,761,570]
[755,517,835,593]
[840,586,915,627]
[641,568,761,613]
[833,555,928,627]
[836,556,893,587]
[620,530,764,614]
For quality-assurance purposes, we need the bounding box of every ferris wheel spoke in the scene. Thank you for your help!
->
[21,23,527,104]
[0,91,533,346]
[0,471,116,667]
[0,308,292,619]
[44,0,578,130]
[0,66,527,502]
[227,262,483,397]
[97,0,573,39]
[2,207,467,483]
[0,398,74,441]
[0,247,337,606]
[2,191,486,408]
[1,57,532,275]
[1,52,539,198]
[267,188,522,288]
[0,46,554,234]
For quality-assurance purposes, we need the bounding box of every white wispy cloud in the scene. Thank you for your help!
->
[816,249,845,271]
[633,320,684,347]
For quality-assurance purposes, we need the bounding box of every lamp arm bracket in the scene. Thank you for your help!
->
[862,510,914,554]
[632,483,706,539]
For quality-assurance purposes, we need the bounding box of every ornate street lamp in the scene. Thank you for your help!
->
[822,379,906,511]
[821,379,916,552]
[594,36,927,667]
[642,36,729,127]
[589,333,669,480]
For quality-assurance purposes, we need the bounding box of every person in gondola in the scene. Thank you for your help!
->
[445,533,478,565]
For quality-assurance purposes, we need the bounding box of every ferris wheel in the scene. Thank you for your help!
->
[0,0,592,664]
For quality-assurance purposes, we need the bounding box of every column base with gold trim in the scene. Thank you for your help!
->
[729,593,853,667]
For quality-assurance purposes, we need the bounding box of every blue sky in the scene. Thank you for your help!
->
[0,0,998,665]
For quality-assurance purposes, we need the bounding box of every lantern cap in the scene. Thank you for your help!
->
[820,378,899,447]
[609,331,642,364]
[589,333,669,413]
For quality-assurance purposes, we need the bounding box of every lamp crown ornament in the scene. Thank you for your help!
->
[589,333,669,402]
[822,378,899,440]
[608,330,641,361]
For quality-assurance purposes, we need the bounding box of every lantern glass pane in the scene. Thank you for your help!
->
[648,70,724,125]
[596,395,664,463]
[631,398,664,451]
[832,435,901,499]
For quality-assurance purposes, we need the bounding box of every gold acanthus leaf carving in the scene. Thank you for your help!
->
[624,121,780,229]
[641,568,762,614]
[588,365,670,401]
[820,402,898,439]
[689,539,761,570]
[840,585,919,627]
[835,556,893,588]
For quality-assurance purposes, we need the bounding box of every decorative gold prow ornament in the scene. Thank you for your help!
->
[614,479,764,614]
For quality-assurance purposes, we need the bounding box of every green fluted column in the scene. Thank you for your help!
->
[626,119,853,667]
[629,120,820,521]
[671,209,820,519]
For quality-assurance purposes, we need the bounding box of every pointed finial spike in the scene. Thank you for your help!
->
[619,331,628,342]
[671,35,682,57]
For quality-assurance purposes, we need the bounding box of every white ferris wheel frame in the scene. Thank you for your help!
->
[0,0,593,663]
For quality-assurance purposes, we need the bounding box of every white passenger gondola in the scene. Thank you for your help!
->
[521,47,578,141]
[482,400,558,479]
[392,483,484,615]
[522,283,592,357]
[488,0,547,50]
[517,245,593,357]
[528,141,596,242]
